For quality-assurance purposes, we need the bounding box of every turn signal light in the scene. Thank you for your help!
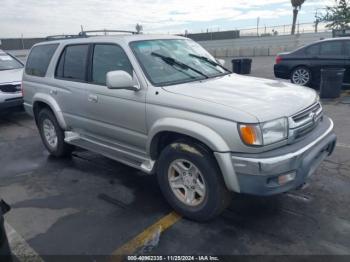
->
[240,125,258,145]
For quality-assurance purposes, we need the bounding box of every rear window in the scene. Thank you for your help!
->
[25,44,58,77]
[305,44,319,56]
[56,44,89,81]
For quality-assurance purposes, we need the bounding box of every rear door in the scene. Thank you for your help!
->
[303,44,321,83]
[344,41,350,85]
[54,44,90,130]
[318,40,346,76]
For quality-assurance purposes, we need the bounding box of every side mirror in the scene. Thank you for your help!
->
[106,71,140,91]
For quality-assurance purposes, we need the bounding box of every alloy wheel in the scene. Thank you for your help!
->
[168,159,206,207]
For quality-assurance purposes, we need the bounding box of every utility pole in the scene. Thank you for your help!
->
[257,17,260,37]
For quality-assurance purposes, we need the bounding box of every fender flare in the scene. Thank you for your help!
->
[32,93,67,129]
[147,118,230,155]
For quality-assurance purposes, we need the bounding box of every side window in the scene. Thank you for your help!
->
[320,41,343,56]
[92,44,133,85]
[345,41,350,56]
[305,44,319,56]
[25,44,58,77]
[56,45,89,81]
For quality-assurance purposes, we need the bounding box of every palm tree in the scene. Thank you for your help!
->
[291,0,306,35]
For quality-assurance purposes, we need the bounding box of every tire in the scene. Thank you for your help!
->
[157,140,231,221]
[291,66,312,87]
[37,108,72,157]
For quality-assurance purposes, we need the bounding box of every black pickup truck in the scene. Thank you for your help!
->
[0,200,11,261]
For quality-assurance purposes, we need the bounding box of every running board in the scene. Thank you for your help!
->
[64,131,155,174]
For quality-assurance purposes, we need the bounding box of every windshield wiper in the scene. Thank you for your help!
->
[151,52,209,79]
[189,54,231,73]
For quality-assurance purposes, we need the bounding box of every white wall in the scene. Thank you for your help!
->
[198,32,332,57]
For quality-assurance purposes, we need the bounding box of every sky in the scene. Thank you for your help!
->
[0,0,335,38]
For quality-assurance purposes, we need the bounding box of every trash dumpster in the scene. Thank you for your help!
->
[232,59,242,74]
[320,68,345,99]
[241,58,252,74]
[232,58,252,74]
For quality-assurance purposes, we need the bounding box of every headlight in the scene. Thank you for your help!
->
[239,118,288,146]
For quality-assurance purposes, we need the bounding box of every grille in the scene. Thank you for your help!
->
[289,102,323,140]
[0,84,21,93]
[292,103,321,123]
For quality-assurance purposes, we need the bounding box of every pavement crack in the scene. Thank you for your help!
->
[98,193,128,209]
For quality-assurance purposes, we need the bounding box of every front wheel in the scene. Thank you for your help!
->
[291,66,312,86]
[157,140,231,221]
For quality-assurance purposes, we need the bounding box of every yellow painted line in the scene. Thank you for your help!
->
[112,211,182,257]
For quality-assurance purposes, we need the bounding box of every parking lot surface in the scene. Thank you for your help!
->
[1,58,350,260]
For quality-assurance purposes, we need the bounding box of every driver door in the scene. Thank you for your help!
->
[83,44,147,152]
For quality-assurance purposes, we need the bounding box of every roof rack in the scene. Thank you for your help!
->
[79,29,138,37]
[45,34,84,41]
[45,29,139,41]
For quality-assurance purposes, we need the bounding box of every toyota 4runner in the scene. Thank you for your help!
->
[23,34,336,221]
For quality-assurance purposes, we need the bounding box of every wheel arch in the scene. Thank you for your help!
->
[290,65,313,76]
[147,118,230,160]
[32,93,67,129]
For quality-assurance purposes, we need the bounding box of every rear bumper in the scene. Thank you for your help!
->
[274,64,290,79]
[215,117,336,195]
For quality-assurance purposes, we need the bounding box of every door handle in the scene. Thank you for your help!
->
[88,94,98,103]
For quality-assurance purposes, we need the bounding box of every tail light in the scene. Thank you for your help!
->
[275,56,283,64]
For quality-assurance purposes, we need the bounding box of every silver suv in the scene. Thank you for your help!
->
[23,34,336,221]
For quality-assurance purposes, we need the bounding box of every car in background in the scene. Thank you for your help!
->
[274,37,350,88]
[0,50,24,111]
[0,199,11,260]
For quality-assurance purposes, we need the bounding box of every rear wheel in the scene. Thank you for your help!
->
[291,66,312,86]
[37,108,72,157]
[157,140,231,221]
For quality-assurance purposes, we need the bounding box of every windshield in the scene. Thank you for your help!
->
[0,53,23,71]
[130,39,228,86]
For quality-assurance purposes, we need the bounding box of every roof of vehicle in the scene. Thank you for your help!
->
[319,37,350,42]
[34,34,187,47]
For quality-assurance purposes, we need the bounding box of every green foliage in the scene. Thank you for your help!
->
[321,0,350,29]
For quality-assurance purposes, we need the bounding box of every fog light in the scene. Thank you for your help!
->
[278,172,296,185]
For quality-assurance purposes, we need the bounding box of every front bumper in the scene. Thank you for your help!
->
[0,98,23,110]
[0,92,23,110]
[216,116,336,195]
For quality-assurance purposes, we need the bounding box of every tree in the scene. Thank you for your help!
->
[291,0,306,35]
[320,0,350,30]
[135,23,143,34]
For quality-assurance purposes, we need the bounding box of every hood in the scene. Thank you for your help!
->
[162,74,317,122]
[0,68,23,84]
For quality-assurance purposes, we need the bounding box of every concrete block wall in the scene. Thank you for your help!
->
[199,32,332,58]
